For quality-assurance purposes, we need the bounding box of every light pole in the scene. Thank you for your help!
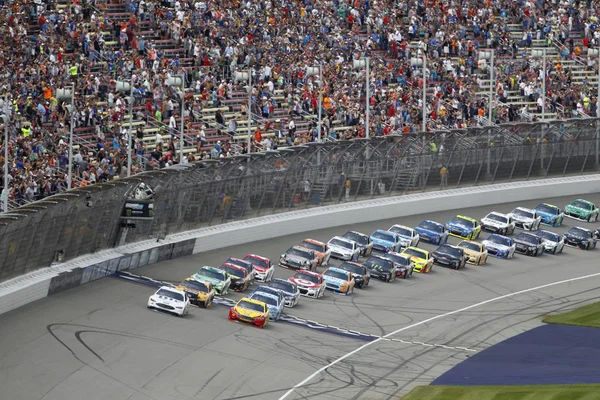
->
[352,58,371,138]
[116,76,134,176]
[247,69,252,154]
[1,95,9,213]
[68,83,75,189]
[306,64,324,142]
[589,48,600,165]
[532,49,547,119]
[479,50,494,175]
[410,57,427,133]
[165,74,186,162]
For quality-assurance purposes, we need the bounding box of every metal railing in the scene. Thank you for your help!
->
[0,118,599,282]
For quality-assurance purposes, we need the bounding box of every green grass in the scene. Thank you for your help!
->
[401,384,600,400]
[543,301,600,328]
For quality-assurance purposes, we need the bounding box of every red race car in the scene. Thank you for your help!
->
[243,254,275,282]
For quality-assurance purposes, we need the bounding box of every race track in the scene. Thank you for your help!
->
[1,193,600,400]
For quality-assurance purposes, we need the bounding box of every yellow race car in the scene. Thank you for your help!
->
[176,278,215,308]
[445,215,482,240]
[457,240,489,265]
[228,297,270,328]
[401,246,433,273]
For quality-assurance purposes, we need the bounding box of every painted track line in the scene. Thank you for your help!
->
[278,271,600,400]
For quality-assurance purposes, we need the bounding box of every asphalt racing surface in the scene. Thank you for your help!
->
[1,193,600,400]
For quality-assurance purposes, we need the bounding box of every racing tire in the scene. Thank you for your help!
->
[586,242,591,250]
[552,246,558,255]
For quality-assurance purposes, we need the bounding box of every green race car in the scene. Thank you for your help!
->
[191,266,231,295]
[564,199,599,222]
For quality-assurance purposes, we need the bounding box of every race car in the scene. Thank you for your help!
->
[513,232,545,257]
[253,286,287,310]
[432,244,467,270]
[401,246,434,273]
[382,252,414,278]
[535,203,565,227]
[322,267,356,295]
[327,236,361,261]
[175,278,215,308]
[535,230,565,254]
[414,220,449,245]
[564,199,600,222]
[298,238,331,266]
[338,261,371,289]
[480,211,516,235]
[341,231,373,257]
[481,234,516,259]
[243,254,275,282]
[457,240,488,265]
[249,290,285,321]
[370,230,403,253]
[288,270,326,298]
[147,286,190,317]
[595,228,600,240]
[507,207,542,231]
[388,225,420,248]
[224,257,256,282]
[228,297,270,328]
[191,266,232,295]
[362,255,397,282]
[279,246,319,271]
[445,215,482,240]
[268,278,301,308]
[563,227,598,250]
[218,263,252,292]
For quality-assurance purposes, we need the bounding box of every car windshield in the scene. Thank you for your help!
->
[339,262,366,274]
[571,200,592,210]
[244,255,268,268]
[436,245,462,257]
[459,242,481,251]
[384,254,410,265]
[238,300,265,312]
[512,208,534,219]
[372,231,395,241]
[403,248,427,259]
[486,213,507,223]
[329,238,353,249]
[364,257,393,271]
[515,233,538,245]
[419,221,443,232]
[325,270,349,280]
[450,217,474,227]
[252,294,277,306]
[568,227,591,238]
[295,272,320,283]
[389,226,412,237]
[537,231,559,241]
[181,280,209,293]
[225,258,252,270]
[487,236,511,246]
[270,280,295,293]
[221,265,245,278]
[156,289,184,301]
[299,240,325,252]
[286,247,313,259]
[198,268,225,281]
[342,232,368,245]
[536,204,558,214]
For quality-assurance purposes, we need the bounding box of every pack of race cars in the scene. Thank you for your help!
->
[147,198,600,325]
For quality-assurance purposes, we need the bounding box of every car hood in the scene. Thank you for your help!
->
[514,239,538,246]
[151,294,184,305]
[282,255,310,263]
[193,275,225,287]
[537,210,559,218]
[432,251,459,260]
[324,276,347,285]
[482,241,510,249]
[289,277,320,288]
[510,214,534,222]
[446,222,471,231]
[176,286,212,298]
[481,218,508,227]
[566,205,588,212]
[235,306,266,318]
[371,238,395,246]
[329,244,352,253]
[415,227,441,236]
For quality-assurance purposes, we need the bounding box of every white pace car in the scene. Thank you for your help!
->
[480,211,516,235]
[148,286,190,317]
[508,207,542,231]
[327,236,361,261]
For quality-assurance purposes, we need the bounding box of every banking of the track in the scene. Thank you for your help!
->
[1,193,599,400]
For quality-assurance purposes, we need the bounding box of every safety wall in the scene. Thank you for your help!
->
[1,174,599,315]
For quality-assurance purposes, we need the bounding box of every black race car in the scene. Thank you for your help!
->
[514,232,545,256]
[338,261,371,289]
[362,255,397,282]
[431,244,466,270]
[381,252,414,278]
[563,227,598,250]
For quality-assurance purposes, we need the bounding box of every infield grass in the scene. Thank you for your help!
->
[543,301,600,328]
[401,384,600,399]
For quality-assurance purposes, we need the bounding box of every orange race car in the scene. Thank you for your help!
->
[298,238,331,267]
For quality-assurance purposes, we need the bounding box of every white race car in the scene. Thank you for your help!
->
[147,286,190,317]
[535,230,565,254]
[288,270,326,298]
[327,236,361,261]
[480,211,516,235]
[508,207,542,231]
[388,224,420,248]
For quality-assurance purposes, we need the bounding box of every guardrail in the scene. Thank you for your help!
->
[0,118,599,283]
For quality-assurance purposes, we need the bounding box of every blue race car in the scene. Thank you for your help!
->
[249,288,285,321]
[534,203,565,226]
[481,234,516,259]
[268,278,300,308]
[415,220,449,245]
[369,230,402,253]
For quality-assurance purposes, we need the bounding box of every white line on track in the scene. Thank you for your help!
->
[278,271,600,400]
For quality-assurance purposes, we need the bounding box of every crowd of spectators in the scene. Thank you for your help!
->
[1,0,600,207]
